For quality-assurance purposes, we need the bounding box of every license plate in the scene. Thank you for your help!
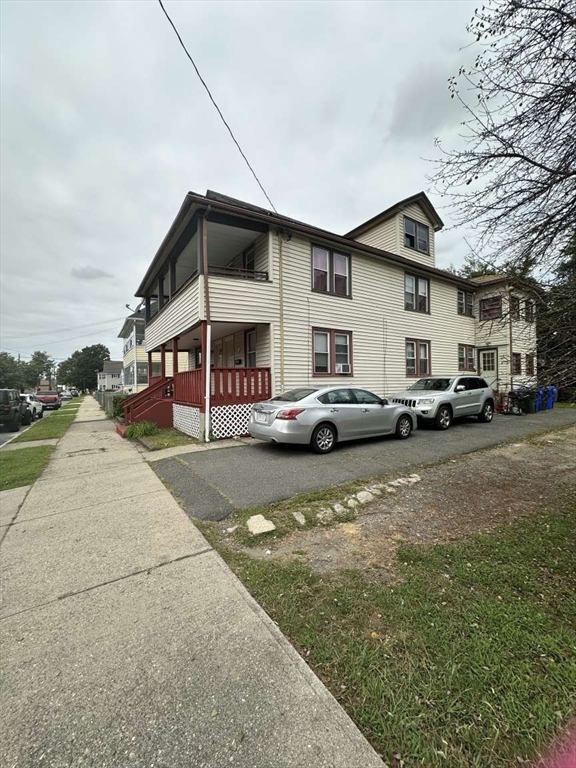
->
[254,411,267,424]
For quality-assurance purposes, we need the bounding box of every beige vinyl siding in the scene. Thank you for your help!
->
[255,324,271,367]
[354,217,398,252]
[209,275,279,325]
[396,202,436,267]
[253,234,269,274]
[145,276,204,351]
[273,233,475,398]
[474,287,537,389]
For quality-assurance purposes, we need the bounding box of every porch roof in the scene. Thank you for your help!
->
[135,190,477,298]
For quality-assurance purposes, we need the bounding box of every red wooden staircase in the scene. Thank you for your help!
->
[118,376,174,436]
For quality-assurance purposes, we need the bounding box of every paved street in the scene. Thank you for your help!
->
[0,397,384,768]
[152,408,576,520]
[0,408,56,447]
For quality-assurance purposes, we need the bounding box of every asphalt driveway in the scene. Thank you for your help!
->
[152,409,576,521]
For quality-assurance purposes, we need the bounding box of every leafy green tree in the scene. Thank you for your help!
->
[58,344,110,392]
[0,352,27,390]
[24,351,55,388]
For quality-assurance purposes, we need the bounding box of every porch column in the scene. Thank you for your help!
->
[169,259,177,299]
[160,344,166,379]
[147,352,153,380]
[145,296,151,322]
[158,275,165,310]
[172,336,179,375]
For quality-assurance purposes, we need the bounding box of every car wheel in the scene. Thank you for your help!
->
[38,409,44,419]
[395,415,412,439]
[478,401,494,423]
[22,410,32,426]
[435,405,452,430]
[8,418,21,432]
[311,423,336,454]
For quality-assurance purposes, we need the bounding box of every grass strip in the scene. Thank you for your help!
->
[0,446,54,490]
[213,486,576,768]
[13,411,77,442]
[140,428,201,450]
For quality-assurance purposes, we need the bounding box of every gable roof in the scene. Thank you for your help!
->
[118,309,145,339]
[469,274,508,287]
[344,191,444,239]
[135,190,473,296]
[102,360,123,375]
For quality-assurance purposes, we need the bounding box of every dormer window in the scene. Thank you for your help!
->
[404,217,429,254]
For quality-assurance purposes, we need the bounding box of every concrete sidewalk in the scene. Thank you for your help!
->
[0,397,384,768]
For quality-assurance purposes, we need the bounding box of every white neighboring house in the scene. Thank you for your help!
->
[97,360,123,391]
[125,189,537,439]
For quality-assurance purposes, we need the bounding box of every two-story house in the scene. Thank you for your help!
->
[97,360,123,392]
[118,309,188,393]
[123,190,536,440]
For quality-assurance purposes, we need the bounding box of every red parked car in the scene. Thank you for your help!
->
[36,391,61,410]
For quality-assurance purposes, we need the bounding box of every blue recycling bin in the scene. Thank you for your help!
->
[535,387,546,412]
[547,386,557,410]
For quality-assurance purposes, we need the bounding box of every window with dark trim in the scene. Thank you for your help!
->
[312,246,350,297]
[525,300,535,323]
[406,338,430,376]
[404,217,429,253]
[480,296,502,320]
[512,352,522,375]
[457,290,474,316]
[510,295,521,320]
[526,353,535,376]
[312,328,352,375]
[405,274,429,313]
[458,344,476,371]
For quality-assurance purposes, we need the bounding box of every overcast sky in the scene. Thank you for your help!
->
[1,0,477,363]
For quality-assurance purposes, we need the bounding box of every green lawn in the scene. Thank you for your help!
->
[139,428,200,450]
[0,446,54,490]
[13,410,77,442]
[212,486,576,768]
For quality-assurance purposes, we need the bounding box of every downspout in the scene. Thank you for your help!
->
[278,230,286,391]
[202,206,212,442]
[508,289,514,391]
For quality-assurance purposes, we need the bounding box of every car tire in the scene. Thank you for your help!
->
[8,418,21,432]
[478,400,494,423]
[435,405,452,430]
[38,409,44,419]
[395,414,412,439]
[22,410,32,426]
[311,423,337,454]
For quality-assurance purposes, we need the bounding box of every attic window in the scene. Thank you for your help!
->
[404,217,429,254]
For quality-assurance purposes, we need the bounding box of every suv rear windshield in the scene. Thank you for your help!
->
[0,390,16,404]
[408,378,454,392]
[271,388,317,402]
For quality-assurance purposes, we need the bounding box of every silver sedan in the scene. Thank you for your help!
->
[248,386,417,454]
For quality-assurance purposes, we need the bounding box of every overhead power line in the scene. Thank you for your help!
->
[1,316,127,340]
[2,324,123,351]
[157,0,277,213]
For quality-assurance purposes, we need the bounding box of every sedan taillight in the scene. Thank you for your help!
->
[276,408,305,421]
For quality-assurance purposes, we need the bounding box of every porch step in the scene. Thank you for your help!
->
[116,423,128,438]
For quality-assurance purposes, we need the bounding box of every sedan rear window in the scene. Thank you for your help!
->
[408,378,453,391]
[271,388,317,403]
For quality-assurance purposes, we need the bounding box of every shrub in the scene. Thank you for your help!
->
[124,421,159,440]
[112,393,131,418]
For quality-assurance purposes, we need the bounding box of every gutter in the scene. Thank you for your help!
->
[202,206,212,443]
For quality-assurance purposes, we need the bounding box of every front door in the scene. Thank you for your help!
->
[478,349,498,389]
[223,335,234,368]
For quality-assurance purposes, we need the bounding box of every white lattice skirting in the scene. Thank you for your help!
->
[210,403,254,439]
[173,404,201,439]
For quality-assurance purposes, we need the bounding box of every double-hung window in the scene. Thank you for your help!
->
[312,246,351,297]
[406,339,430,376]
[405,274,429,313]
[512,352,522,375]
[457,290,474,316]
[404,217,429,253]
[479,296,502,320]
[525,300,535,323]
[510,295,521,320]
[458,344,476,371]
[526,353,535,376]
[313,329,352,375]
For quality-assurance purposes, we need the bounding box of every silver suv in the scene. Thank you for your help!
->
[391,376,495,430]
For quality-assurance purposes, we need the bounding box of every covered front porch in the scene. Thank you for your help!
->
[136,321,272,440]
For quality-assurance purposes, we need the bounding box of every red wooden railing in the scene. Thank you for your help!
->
[211,367,271,406]
[149,375,163,387]
[173,369,204,406]
[173,367,271,408]
[123,376,172,424]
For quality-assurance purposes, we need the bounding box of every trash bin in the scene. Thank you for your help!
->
[523,392,537,414]
[547,385,557,410]
[536,387,546,412]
